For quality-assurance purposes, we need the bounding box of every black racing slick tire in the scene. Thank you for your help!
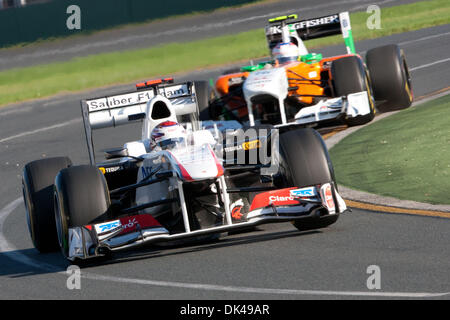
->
[366,44,413,112]
[331,56,376,126]
[54,165,110,259]
[22,156,72,252]
[195,80,214,121]
[277,128,339,231]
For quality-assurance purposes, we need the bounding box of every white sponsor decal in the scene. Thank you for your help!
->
[161,84,189,98]
[290,187,316,198]
[266,15,339,35]
[291,15,339,29]
[87,90,154,112]
[340,12,351,38]
[104,166,121,173]
[269,195,294,202]
[122,218,137,230]
[94,220,121,235]
[86,84,189,112]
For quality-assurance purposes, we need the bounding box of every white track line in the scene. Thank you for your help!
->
[410,57,450,72]
[0,198,67,273]
[398,31,450,47]
[0,198,53,270]
[358,30,450,55]
[0,198,22,252]
[0,198,449,298]
[81,273,449,298]
[0,118,81,144]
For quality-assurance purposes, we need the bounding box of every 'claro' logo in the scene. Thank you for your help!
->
[122,218,137,230]
[269,195,294,202]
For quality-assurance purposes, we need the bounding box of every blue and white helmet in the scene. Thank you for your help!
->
[272,42,299,65]
[150,121,187,150]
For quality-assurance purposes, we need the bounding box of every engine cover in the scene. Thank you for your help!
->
[243,67,289,103]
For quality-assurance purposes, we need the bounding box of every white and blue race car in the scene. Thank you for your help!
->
[22,78,347,263]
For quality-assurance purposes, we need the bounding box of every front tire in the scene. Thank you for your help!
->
[22,157,72,252]
[277,128,339,231]
[54,165,110,259]
[366,44,413,112]
[331,56,376,126]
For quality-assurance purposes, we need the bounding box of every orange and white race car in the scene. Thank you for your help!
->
[206,12,413,128]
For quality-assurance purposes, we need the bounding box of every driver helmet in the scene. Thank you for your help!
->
[150,121,187,150]
[272,42,299,65]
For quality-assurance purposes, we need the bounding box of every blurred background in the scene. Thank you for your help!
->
[0,0,258,48]
[0,0,50,10]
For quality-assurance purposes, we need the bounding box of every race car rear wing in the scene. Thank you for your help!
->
[265,12,356,55]
[80,80,199,164]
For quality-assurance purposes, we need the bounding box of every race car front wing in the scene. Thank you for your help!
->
[289,91,372,126]
[66,183,347,261]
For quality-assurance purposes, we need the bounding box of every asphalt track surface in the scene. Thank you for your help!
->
[0,0,423,71]
[0,25,449,300]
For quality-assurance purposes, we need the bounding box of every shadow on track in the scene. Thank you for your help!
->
[0,226,325,274]
[83,228,322,269]
[0,248,69,278]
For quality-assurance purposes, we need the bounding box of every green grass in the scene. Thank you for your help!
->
[330,94,450,205]
[1,0,449,107]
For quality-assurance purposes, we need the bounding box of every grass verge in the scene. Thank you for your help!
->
[329,94,450,205]
[1,0,449,107]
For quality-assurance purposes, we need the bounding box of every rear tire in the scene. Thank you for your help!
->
[22,157,72,252]
[277,129,339,231]
[366,44,413,112]
[195,80,214,121]
[54,165,110,259]
[331,56,376,126]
